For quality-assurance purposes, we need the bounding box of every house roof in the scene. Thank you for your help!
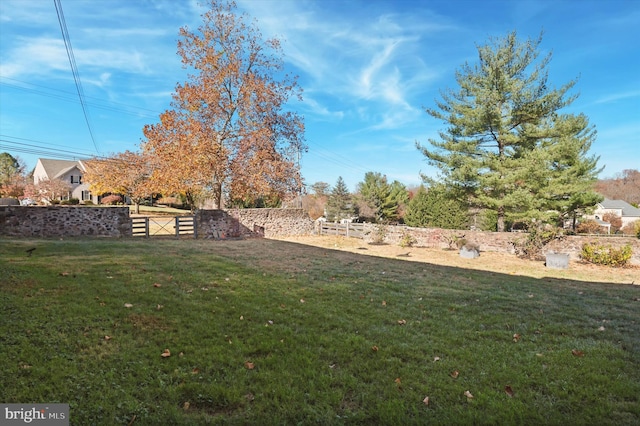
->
[37,159,85,179]
[599,198,640,218]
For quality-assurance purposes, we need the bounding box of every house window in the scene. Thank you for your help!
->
[70,175,82,184]
[82,190,91,201]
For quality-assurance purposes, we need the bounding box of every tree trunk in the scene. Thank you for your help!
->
[214,182,223,209]
[135,202,140,214]
[497,205,505,232]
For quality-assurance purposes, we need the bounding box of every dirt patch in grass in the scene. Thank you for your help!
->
[274,235,639,285]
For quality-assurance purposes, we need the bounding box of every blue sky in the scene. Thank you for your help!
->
[1,0,638,192]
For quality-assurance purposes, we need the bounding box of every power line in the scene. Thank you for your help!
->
[0,76,163,120]
[0,135,109,161]
[53,0,99,153]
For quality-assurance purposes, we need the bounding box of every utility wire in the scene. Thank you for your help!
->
[0,76,162,119]
[53,0,100,153]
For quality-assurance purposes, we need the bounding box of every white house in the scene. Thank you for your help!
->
[591,198,640,231]
[33,158,97,203]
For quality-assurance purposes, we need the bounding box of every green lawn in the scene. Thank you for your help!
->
[1,238,638,425]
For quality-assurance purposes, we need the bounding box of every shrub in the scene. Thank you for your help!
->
[50,199,60,205]
[368,224,387,245]
[576,219,604,234]
[82,200,94,205]
[580,243,632,267]
[602,213,623,233]
[60,198,80,205]
[513,225,563,260]
[621,220,640,238]
[399,230,417,248]
[441,233,466,250]
[101,194,122,205]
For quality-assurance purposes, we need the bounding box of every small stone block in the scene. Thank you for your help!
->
[546,253,569,269]
[459,246,479,259]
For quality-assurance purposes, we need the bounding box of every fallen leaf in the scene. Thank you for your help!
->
[156,304,163,310]
[300,299,305,303]
[395,377,402,384]
[192,368,199,374]
[598,326,606,331]
[571,349,585,357]
[161,349,171,358]
[433,356,441,362]
[505,385,514,397]
[104,335,111,341]
[59,272,69,277]
[245,393,255,402]
[183,402,190,410]
[372,345,379,352]
[464,390,474,399]
[240,315,244,320]
[124,303,133,308]
[179,352,184,357]
[423,396,430,406]
[397,319,407,325]
[513,333,521,342]
[450,370,459,379]
[381,300,387,306]
[245,361,255,370]
[153,283,161,288]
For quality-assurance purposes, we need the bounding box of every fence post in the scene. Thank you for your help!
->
[144,217,149,238]
[346,222,350,238]
[175,217,180,238]
[193,216,198,239]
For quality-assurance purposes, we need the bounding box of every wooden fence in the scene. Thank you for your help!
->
[318,222,365,238]
[131,216,197,238]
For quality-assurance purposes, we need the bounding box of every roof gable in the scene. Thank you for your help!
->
[36,159,85,180]
[599,198,640,217]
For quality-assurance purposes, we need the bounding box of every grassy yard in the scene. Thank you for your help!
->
[1,238,639,425]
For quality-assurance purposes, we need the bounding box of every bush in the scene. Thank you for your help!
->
[101,194,122,205]
[621,220,640,238]
[576,219,604,234]
[513,225,563,260]
[368,224,387,245]
[82,200,94,205]
[602,213,622,233]
[50,199,60,205]
[60,198,80,205]
[399,230,417,248]
[580,243,632,267]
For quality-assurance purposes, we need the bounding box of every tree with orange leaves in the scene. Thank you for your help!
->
[84,151,151,214]
[142,0,305,209]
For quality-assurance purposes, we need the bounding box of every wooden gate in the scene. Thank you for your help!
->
[131,216,197,238]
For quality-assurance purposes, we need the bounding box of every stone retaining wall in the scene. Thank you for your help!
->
[0,206,130,238]
[197,209,314,239]
[362,224,640,265]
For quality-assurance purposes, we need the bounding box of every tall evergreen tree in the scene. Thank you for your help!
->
[417,31,601,231]
[357,172,408,223]
[404,184,469,229]
[325,177,354,221]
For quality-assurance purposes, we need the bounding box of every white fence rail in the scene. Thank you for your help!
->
[318,222,365,238]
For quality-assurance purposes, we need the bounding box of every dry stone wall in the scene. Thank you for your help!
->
[0,206,130,238]
[362,223,640,265]
[197,209,314,239]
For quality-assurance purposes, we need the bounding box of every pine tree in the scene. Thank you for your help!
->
[404,184,468,229]
[417,31,601,231]
[357,172,408,223]
[325,177,354,221]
